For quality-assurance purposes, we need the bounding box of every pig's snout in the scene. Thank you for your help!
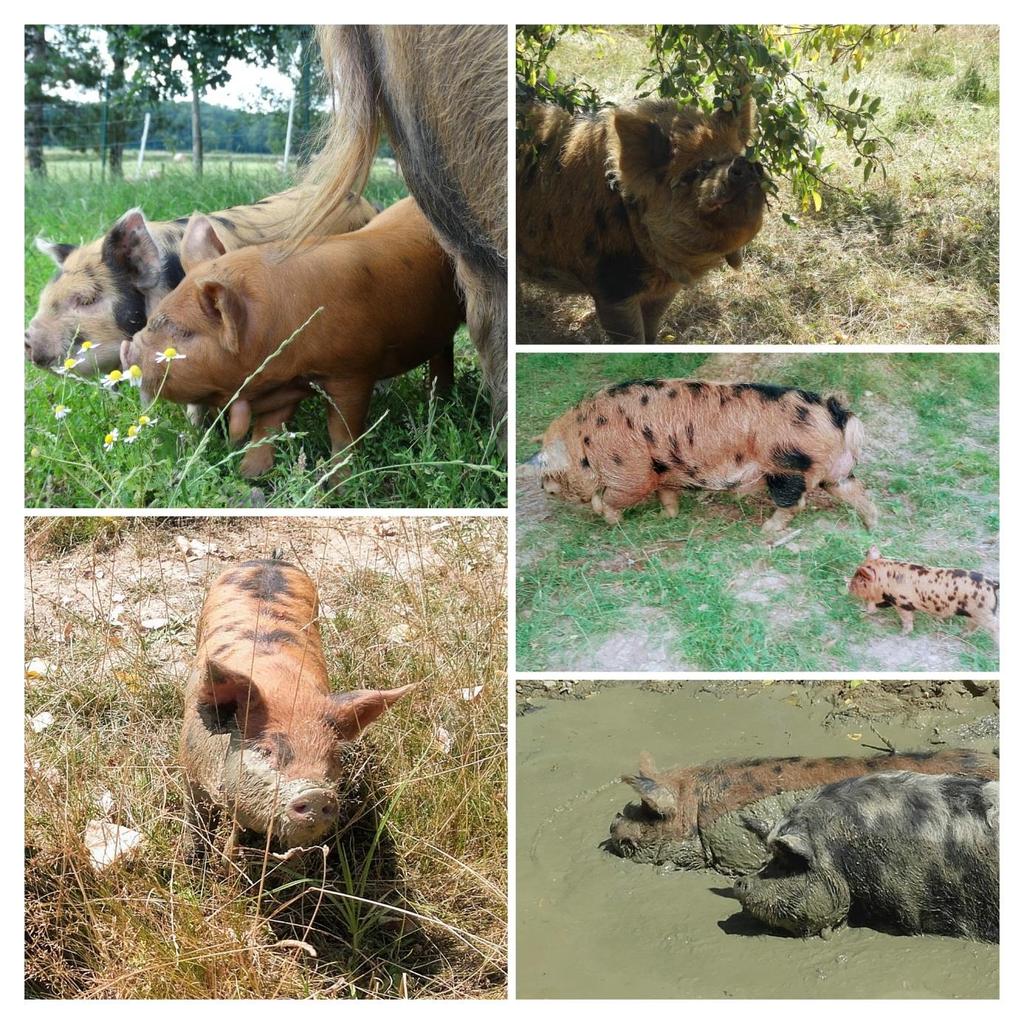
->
[733,876,754,900]
[286,788,339,830]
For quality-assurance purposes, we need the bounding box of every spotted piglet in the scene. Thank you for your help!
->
[848,545,998,640]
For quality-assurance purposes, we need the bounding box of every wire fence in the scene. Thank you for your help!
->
[31,107,313,181]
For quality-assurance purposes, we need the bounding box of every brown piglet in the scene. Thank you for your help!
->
[121,197,464,481]
[180,559,416,854]
[848,545,999,640]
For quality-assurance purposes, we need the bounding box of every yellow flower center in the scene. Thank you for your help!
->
[104,433,115,445]
[138,415,151,427]
[128,364,142,379]
[127,425,139,438]
[163,347,178,359]
[108,370,122,382]
[62,358,77,370]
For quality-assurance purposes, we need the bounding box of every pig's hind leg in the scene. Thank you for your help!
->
[657,488,680,518]
[427,340,455,399]
[763,472,807,533]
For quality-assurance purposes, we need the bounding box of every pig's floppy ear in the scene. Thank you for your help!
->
[622,770,677,818]
[772,831,815,869]
[198,658,264,721]
[853,565,876,584]
[101,208,163,292]
[181,213,227,271]
[610,110,672,191]
[713,94,757,148]
[327,683,417,741]
[197,279,247,354]
[866,545,881,561]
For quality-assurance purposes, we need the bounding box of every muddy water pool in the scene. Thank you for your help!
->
[516,683,998,998]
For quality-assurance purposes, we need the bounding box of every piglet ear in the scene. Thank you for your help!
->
[102,208,163,292]
[197,658,264,721]
[181,213,226,271]
[610,110,672,189]
[622,770,677,818]
[35,237,76,267]
[866,545,881,561]
[197,279,247,354]
[327,683,417,741]
[713,94,757,148]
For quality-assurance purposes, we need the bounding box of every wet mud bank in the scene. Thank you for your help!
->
[516,681,998,999]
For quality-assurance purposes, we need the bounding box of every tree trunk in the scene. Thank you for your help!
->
[107,49,125,179]
[297,29,312,166]
[190,77,203,177]
[25,26,47,177]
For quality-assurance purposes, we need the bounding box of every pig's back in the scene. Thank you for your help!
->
[195,560,329,695]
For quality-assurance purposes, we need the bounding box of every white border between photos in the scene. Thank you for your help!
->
[2,1,1019,1021]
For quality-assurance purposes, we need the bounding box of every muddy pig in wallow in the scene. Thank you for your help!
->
[608,749,999,875]
[848,545,999,641]
[181,560,416,854]
[527,379,879,533]
[517,95,766,342]
[732,772,1000,941]
[121,197,464,481]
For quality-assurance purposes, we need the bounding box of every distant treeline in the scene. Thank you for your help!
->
[41,96,321,156]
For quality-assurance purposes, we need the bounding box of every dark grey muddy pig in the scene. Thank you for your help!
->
[733,772,999,941]
[181,559,415,853]
[609,749,998,874]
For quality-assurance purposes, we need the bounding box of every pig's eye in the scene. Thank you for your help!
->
[72,294,100,308]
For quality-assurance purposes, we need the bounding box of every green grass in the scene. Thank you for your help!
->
[25,163,505,509]
[516,353,998,672]
[519,25,999,345]
[25,517,507,998]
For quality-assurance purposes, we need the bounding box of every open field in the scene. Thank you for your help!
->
[24,162,504,509]
[518,25,999,345]
[516,352,998,672]
[25,516,507,999]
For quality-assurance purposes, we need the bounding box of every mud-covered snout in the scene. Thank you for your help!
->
[732,874,755,900]
[608,812,643,855]
[727,155,763,186]
[283,785,340,841]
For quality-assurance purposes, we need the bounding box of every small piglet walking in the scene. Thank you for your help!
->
[848,545,999,641]
[180,559,415,855]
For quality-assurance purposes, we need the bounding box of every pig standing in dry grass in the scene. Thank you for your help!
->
[181,560,415,854]
[517,96,766,342]
[527,379,878,533]
[848,545,999,641]
[608,748,998,874]
[121,197,463,481]
[296,26,507,429]
[26,186,376,373]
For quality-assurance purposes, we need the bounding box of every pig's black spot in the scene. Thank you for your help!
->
[794,405,810,424]
[969,571,984,584]
[882,591,898,605]
[640,393,649,406]
[735,452,744,464]
[596,415,607,426]
[765,473,805,508]
[625,416,635,431]
[876,599,894,608]
[772,764,783,775]
[826,396,851,431]
[241,628,299,649]
[900,602,916,611]
[952,569,967,578]
[686,423,695,446]
[161,251,186,290]
[651,458,669,474]
[642,425,655,444]
[583,436,591,447]
[580,456,590,468]
[212,214,236,232]
[956,606,971,617]
[772,447,812,471]
[611,453,623,465]
[232,561,295,601]
[667,388,678,399]
[686,382,704,395]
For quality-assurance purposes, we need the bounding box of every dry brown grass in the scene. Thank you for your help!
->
[24,516,507,999]
[518,25,998,345]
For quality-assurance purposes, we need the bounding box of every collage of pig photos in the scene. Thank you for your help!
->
[23,22,1001,1003]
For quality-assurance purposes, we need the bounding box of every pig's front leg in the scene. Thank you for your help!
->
[594,296,645,344]
[239,402,300,479]
[321,378,374,486]
[896,608,915,634]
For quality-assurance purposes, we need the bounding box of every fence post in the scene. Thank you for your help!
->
[98,78,109,182]
[282,88,296,173]
[135,112,151,177]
